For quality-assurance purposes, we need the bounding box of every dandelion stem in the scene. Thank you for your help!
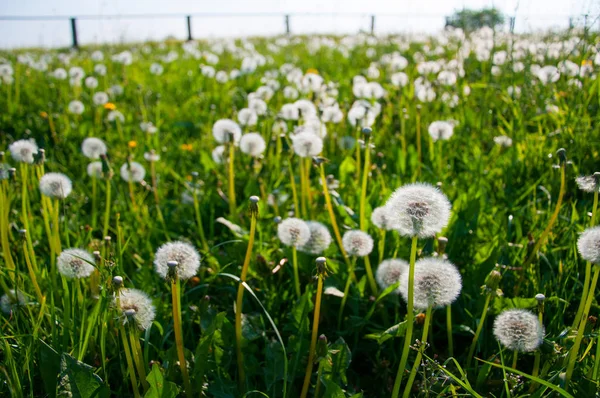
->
[103,179,112,238]
[529,310,544,392]
[416,109,422,179]
[128,324,149,392]
[565,265,600,387]
[446,305,454,357]
[318,163,356,282]
[235,202,258,393]
[289,158,300,217]
[192,191,209,252]
[171,277,192,398]
[118,319,140,398]
[403,305,433,398]
[91,176,97,228]
[391,235,418,398]
[300,271,324,398]
[228,142,237,219]
[299,157,308,218]
[0,182,15,270]
[292,246,301,297]
[511,351,518,370]
[314,360,324,398]
[466,293,492,369]
[359,134,377,296]
[337,257,356,329]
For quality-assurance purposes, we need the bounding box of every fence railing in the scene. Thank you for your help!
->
[0,12,595,49]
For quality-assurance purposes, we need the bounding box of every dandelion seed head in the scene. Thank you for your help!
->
[298,221,332,255]
[81,137,107,159]
[39,172,72,199]
[493,309,544,352]
[428,121,454,142]
[1,290,27,314]
[212,119,242,144]
[68,100,85,115]
[342,230,374,257]
[154,241,201,280]
[93,92,109,106]
[237,108,258,126]
[399,257,462,309]
[57,248,95,279]
[376,258,409,292]
[575,175,599,193]
[107,110,125,123]
[116,288,156,330]
[291,131,323,158]
[120,162,146,183]
[277,218,311,247]
[493,135,513,147]
[577,226,600,264]
[386,183,452,238]
[9,139,38,164]
[239,133,266,157]
[87,161,103,178]
[212,145,226,164]
[280,103,300,120]
[371,206,396,230]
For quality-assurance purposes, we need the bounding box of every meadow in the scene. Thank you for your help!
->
[0,27,600,397]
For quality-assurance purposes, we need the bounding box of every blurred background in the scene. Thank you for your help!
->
[0,0,599,49]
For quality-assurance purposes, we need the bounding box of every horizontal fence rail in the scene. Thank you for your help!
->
[0,12,596,49]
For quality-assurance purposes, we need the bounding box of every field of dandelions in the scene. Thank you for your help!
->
[1,26,600,398]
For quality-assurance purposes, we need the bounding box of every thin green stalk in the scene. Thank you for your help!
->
[511,351,518,370]
[403,306,433,398]
[299,157,308,218]
[378,230,386,265]
[337,257,356,329]
[466,294,492,369]
[235,199,258,393]
[359,135,377,296]
[565,266,600,387]
[446,305,453,357]
[300,265,325,398]
[314,361,324,398]
[292,246,301,297]
[118,321,141,398]
[415,109,422,179]
[228,142,237,218]
[171,277,192,398]
[391,236,419,398]
[289,159,300,217]
[103,179,112,238]
[128,324,149,392]
[91,176,97,228]
[530,307,544,392]
[192,190,209,252]
[593,333,600,381]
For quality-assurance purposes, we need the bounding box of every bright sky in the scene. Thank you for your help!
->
[0,0,598,48]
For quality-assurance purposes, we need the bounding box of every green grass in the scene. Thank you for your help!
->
[0,30,599,397]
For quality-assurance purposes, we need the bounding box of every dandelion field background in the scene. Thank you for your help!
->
[1,27,600,397]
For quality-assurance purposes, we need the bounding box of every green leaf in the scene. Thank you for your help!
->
[39,340,60,398]
[339,157,356,187]
[492,296,538,314]
[57,353,109,398]
[322,380,346,398]
[145,364,179,398]
[322,337,351,386]
[364,320,408,345]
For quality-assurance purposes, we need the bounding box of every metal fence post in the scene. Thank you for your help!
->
[370,15,375,34]
[70,17,78,48]
[186,15,192,41]
[285,14,290,34]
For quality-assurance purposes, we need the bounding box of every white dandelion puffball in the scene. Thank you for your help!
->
[57,248,95,279]
[120,162,146,183]
[493,135,513,148]
[93,92,109,106]
[68,100,85,115]
[1,290,27,314]
[577,226,600,264]
[391,72,409,87]
[493,309,544,352]
[277,218,311,247]
[386,183,452,238]
[9,139,38,164]
[428,121,454,142]
[342,230,374,257]
[237,108,258,126]
[212,145,226,164]
[154,241,201,280]
[291,131,323,158]
[150,63,164,75]
[81,137,107,159]
[399,257,462,309]
[116,288,156,330]
[212,119,242,144]
[84,76,98,89]
[240,133,266,157]
[39,173,73,199]
[298,221,332,255]
[575,175,599,193]
[87,162,103,178]
[144,151,160,162]
[376,259,409,292]
[107,110,125,123]
[280,103,299,120]
[371,206,396,230]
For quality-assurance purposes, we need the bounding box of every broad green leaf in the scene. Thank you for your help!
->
[322,380,346,398]
[145,364,179,398]
[39,340,60,398]
[57,353,109,398]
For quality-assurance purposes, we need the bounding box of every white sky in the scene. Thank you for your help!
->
[0,0,598,48]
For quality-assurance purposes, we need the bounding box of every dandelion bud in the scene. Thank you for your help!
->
[39,172,73,199]
[342,230,374,257]
[38,148,46,164]
[18,229,27,237]
[577,226,600,264]
[298,222,332,255]
[362,127,372,137]
[376,259,408,292]
[437,236,448,255]
[191,171,199,178]
[385,183,452,238]
[535,293,545,302]
[249,195,259,204]
[399,257,462,309]
[483,269,502,292]
[316,334,328,359]
[274,216,282,224]
[556,148,567,163]
[112,276,124,289]
[277,218,310,247]
[57,248,95,279]
[116,288,156,330]
[8,168,16,179]
[415,313,426,325]
[154,241,201,280]
[93,251,101,261]
[493,309,544,352]
[312,156,327,166]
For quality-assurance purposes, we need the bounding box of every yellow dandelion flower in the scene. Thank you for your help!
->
[181,144,193,151]
[128,141,137,148]
[104,102,116,110]
[40,111,48,119]
[306,68,319,75]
